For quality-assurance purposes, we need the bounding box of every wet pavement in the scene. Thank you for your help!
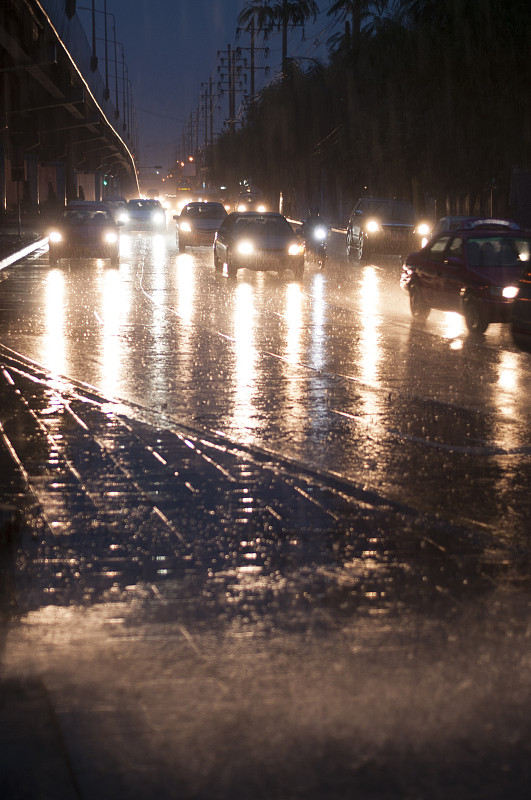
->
[1,230,531,798]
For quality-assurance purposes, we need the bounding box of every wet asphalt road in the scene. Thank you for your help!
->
[1,229,531,798]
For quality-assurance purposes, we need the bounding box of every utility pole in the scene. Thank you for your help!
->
[217,44,247,133]
[281,0,288,75]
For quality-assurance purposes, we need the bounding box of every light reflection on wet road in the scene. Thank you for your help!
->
[2,230,531,536]
[1,230,531,798]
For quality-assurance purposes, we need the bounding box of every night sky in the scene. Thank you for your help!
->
[79,1,334,168]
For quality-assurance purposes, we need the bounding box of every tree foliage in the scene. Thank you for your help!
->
[210,0,531,221]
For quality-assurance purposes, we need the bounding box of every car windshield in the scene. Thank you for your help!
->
[364,200,415,223]
[234,216,291,236]
[129,200,160,209]
[63,209,113,224]
[184,204,225,218]
[467,236,531,268]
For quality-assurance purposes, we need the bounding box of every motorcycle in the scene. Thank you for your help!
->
[301,221,328,268]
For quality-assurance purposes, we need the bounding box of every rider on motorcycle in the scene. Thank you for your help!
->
[300,209,328,266]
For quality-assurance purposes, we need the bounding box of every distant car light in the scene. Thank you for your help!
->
[49,231,62,243]
[152,211,165,224]
[237,203,247,212]
[365,219,381,233]
[288,243,304,256]
[237,240,254,255]
[257,204,267,213]
[503,285,520,299]
[417,222,431,236]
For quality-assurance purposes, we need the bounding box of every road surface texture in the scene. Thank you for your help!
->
[1,228,530,799]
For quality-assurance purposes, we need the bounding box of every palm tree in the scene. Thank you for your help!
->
[237,1,277,38]
[238,1,319,74]
[326,1,390,52]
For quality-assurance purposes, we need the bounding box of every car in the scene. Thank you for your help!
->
[48,201,121,265]
[346,196,430,261]
[234,191,268,213]
[428,215,520,240]
[174,202,227,252]
[103,196,130,225]
[400,219,531,333]
[126,198,166,230]
[213,211,305,279]
[511,260,531,350]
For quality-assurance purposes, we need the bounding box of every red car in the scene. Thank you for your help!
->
[400,219,531,332]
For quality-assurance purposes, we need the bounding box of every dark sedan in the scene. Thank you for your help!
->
[48,201,121,265]
[213,212,305,279]
[346,196,430,261]
[400,219,530,333]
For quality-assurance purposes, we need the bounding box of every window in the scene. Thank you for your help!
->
[448,237,464,258]
[427,236,450,262]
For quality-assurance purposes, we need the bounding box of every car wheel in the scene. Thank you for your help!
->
[178,239,186,253]
[49,250,58,265]
[463,293,488,333]
[227,252,238,278]
[346,230,355,261]
[409,282,430,320]
[348,232,363,263]
[110,253,120,266]
[214,249,223,272]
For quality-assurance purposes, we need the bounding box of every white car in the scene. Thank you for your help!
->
[174,202,227,252]
[126,198,166,231]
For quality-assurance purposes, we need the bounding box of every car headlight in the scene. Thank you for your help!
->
[237,240,254,255]
[180,222,192,232]
[237,203,247,212]
[365,219,381,233]
[104,231,118,244]
[256,204,266,213]
[49,231,62,243]
[116,211,129,224]
[417,222,431,237]
[288,243,304,256]
[502,285,519,299]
